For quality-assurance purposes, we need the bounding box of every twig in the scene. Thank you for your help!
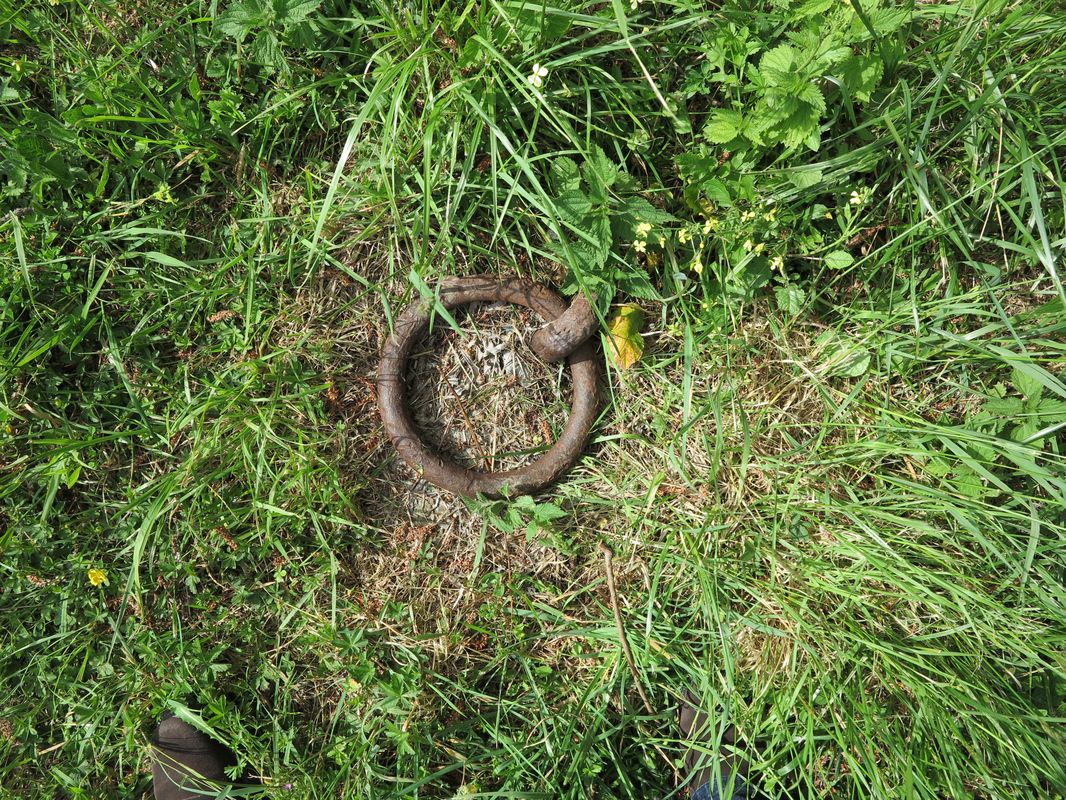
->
[600,542,654,715]
[600,543,680,785]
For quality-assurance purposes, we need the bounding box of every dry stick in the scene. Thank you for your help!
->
[600,543,655,714]
[600,543,680,784]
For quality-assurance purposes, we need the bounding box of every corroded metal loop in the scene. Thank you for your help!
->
[529,292,599,362]
[377,276,600,498]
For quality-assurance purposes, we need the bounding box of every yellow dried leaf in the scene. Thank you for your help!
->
[606,304,645,370]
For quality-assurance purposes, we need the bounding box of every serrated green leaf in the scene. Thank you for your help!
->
[555,189,592,224]
[839,55,883,103]
[281,0,320,23]
[760,45,798,83]
[704,109,744,144]
[251,30,285,69]
[217,0,261,39]
[550,157,581,193]
[982,398,1026,417]
[774,283,805,315]
[824,250,854,269]
[1012,366,1044,402]
[621,196,676,226]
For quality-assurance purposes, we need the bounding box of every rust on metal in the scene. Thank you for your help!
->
[377,276,600,498]
[529,291,599,362]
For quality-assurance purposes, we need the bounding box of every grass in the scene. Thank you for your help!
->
[1,0,1065,798]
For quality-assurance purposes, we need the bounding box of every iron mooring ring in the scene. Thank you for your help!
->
[377,275,601,498]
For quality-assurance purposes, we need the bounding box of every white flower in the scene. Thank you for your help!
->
[770,255,784,271]
[634,239,647,253]
[849,190,863,206]
[743,239,754,252]
[528,63,548,88]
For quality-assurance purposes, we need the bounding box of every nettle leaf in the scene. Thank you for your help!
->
[774,283,805,315]
[589,210,613,263]
[218,0,263,39]
[621,196,675,227]
[250,30,285,70]
[760,45,799,85]
[1012,366,1045,403]
[867,6,911,35]
[583,146,619,203]
[982,397,1026,417]
[550,157,581,193]
[280,0,320,24]
[839,55,883,103]
[616,269,659,301]
[555,189,592,225]
[704,109,744,144]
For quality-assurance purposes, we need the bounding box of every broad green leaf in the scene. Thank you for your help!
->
[251,30,285,70]
[550,157,581,193]
[621,196,676,226]
[1012,366,1044,402]
[774,283,805,315]
[555,189,592,224]
[282,0,320,23]
[789,167,823,189]
[704,109,744,144]
[824,250,854,269]
[839,55,883,103]
[217,0,261,39]
[760,45,798,83]
[606,304,645,370]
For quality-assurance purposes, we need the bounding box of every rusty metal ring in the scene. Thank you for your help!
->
[377,275,600,498]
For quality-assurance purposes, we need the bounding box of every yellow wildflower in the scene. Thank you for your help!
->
[702,218,719,234]
[754,242,765,254]
[678,228,691,244]
[634,239,647,253]
[743,239,754,252]
[635,222,653,237]
[87,568,108,587]
[770,255,785,271]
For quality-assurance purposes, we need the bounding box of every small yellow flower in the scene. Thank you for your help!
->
[635,222,653,237]
[743,239,754,252]
[87,568,108,587]
[754,242,765,254]
[528,63,548,88]
[702,218,719,234]
[678,228,691,244]
[741,210,756,223]
[770,255,785,271]
[849,190,863,206]
[692,254,704,275]
[763,208,777,222]
[658,235,666,247]
[634,239,647,253]
[824,211,833,219]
